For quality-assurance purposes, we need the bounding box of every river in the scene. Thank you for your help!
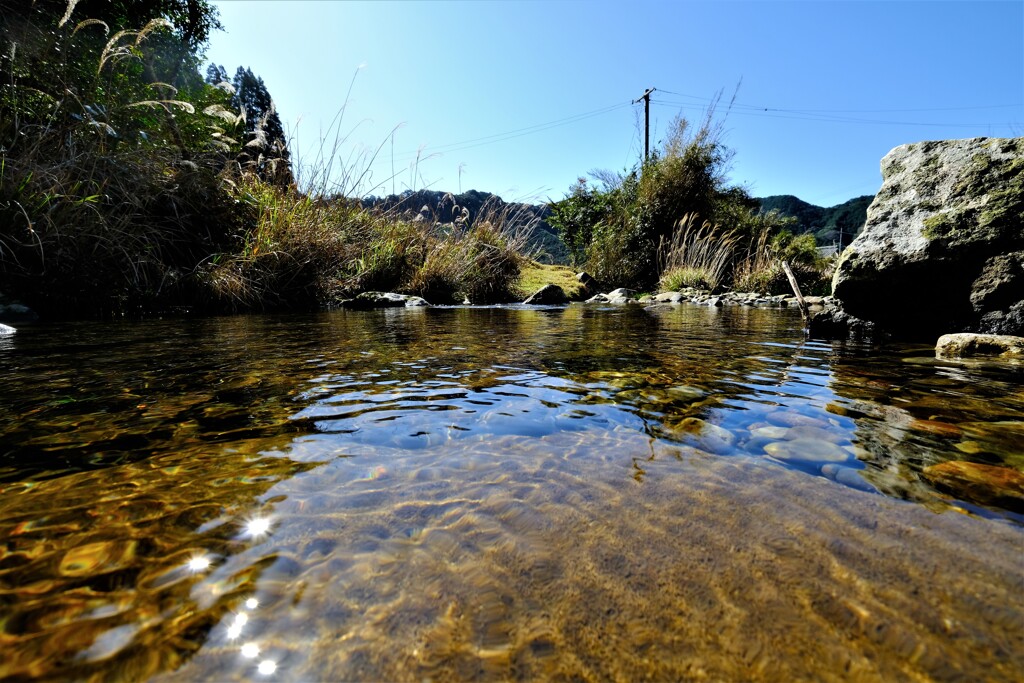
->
[1,304,1021,681]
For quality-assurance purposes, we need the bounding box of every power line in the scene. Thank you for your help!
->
[649,98,1015,128]
[366,101,631,167]
[656,88,1021,114]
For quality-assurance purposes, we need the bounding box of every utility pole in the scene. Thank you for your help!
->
[633,87,656,162]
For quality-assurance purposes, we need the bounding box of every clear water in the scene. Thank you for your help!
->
[0,304,1021,681]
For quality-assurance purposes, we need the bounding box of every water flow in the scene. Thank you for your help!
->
[0,305,1021,681]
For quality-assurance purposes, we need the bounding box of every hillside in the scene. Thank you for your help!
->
[757,195,873,248]
[362,190,569,264]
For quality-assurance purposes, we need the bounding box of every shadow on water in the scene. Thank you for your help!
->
[0,305,1021,681]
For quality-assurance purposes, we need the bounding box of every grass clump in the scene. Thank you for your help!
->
[404,197,533,304]
[657,213,737,292]
[517,262,587,300]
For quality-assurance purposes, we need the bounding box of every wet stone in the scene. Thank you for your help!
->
[922,461,1024,513]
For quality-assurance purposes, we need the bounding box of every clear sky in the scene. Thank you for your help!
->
[205,0,1023,207]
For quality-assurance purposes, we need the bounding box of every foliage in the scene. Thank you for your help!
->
[757,194,872,248]
[550,97,837,294]
[547,177,615,267]
[657,214,738,292]
[732,212,831,295]
[548,98,745,289]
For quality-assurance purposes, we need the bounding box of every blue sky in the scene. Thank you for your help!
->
[205,1,1023,207]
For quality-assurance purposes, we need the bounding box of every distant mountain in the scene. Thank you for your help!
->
[362,189,569,264]
[757,195,874,249]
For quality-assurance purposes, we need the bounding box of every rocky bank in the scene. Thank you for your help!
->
[821,137,1023,338]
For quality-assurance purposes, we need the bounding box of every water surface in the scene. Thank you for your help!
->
[1,304,1021,681]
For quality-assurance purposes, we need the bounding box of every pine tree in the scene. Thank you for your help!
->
[230,66,291,186]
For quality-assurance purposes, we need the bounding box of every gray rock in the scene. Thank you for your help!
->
[523,284,569,305]
[607,288,637,300]
[576,271,600,292]
[654,291,685,303]
[821,464,878,493]
[832,137,1024,337]
[585,293,610,304]
[935,332,1024,360]
[764,439,850,464]
[0,322,15,335]
[340,292,429,309]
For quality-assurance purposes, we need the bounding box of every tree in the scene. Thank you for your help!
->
[230,66,291,186]
[205,63,229,85]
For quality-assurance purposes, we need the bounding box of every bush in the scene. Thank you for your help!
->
[548,94,743,290]
[404,197,531,304]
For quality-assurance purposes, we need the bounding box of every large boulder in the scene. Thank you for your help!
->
[523,284,569,305]
[832,137,1023,337]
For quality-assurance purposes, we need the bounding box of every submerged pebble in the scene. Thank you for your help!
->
[764,439,850,464]
[821,464,877,493]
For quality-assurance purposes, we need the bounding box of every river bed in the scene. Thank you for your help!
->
[0,304,1021,681]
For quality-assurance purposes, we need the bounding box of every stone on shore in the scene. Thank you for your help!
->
[575,271,600,294]
[523,284,569,305]
[340,292,429,309]
[808,301,877,338]
[831,137,1023,337]
[935,333,1024,360]
[586,288,639,304]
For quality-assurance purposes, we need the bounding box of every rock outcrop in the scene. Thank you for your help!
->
[831,137,1023,337]
[523,284,569,305]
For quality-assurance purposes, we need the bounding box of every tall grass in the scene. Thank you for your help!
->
[732,213,831,295]
[0,5,536,316]
[657,213,737,292]
[403,195,535,303]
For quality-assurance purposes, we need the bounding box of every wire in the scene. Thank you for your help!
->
[368,101,631,167]
[656,88,1021,114]
[650,98,1015,128]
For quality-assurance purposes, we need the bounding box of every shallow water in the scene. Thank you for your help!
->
[0,304,1022,681]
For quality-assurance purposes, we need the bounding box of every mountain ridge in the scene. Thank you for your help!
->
[756,194,873,249]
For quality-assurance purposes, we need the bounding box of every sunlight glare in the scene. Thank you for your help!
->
[187,554,211,573]
[241,642,260,659]
[244,516,272,538]
[258,659,277,675]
